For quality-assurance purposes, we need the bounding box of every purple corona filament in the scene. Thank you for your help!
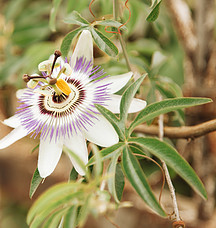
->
[16,57,111,142]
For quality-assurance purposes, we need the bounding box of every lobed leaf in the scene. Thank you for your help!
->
[129,97,212,135]
[29,192,81,228]
[129,137,207,199]
[88,142,125,166]
[122,146,166,217]
[60,27,85,57]
[27,182,80,225]
[90,27,119,57]
[96,19,127,30]
[64,10,90,26]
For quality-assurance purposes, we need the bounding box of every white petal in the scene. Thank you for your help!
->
[64,133,88,176]
[105,94,147,113]
[71,30,93,70]
[83,115,119,147]
[0,126,28,149]
[94,72,133,94]
[38,137,63,178]
[3,115,21,128]
[16,88,28,99]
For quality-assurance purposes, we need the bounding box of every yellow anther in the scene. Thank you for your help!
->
[56,79,72,95]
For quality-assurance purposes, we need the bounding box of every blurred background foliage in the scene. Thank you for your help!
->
[1,0,209,227]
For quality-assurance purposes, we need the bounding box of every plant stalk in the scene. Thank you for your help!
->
[157,92,182,226]
[113,0,132,71]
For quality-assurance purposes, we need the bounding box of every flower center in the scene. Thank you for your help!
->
[39,78,85,116]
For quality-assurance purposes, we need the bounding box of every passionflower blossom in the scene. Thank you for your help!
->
[0,30,146,178]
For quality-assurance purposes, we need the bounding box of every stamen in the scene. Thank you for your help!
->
[49,50,62,78]
[23,74,47,82]
[56,78,72,96]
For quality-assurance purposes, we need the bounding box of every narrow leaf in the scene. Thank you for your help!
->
[49,0,62,32]
[77,196,91,227]
[115,163,125,202]
[91,144,103,178]
[129,97,212,135]
[129,137,207,199]
[43,208,68,228]
[64,206,78,228]
[64,11,90,26]
[146,0,162,22]
[122,146,166,216]
[29,168,43,199]
[88,142,125,166]
[60,27,85,57]
[27,183,80,224]
[107,149,123,203]
[120,74,147,125]
[70,167,78,181]
[29,192,80,228]
[90,27,118,57]
[95,104,125,140]
[96,20,126,30]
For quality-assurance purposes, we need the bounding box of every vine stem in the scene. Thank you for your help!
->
[157,92,182,226]
[113,0,132,71]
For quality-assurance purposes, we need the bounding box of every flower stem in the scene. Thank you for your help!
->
[113,0,132,72]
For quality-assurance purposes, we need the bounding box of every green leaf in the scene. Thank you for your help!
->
[70,168,78,181]
[96,19,126,30]
[94,104,125,140]
[146,0,162,22]
[91,144,103,178]
[43,207,68,228]
[122,146,166,216]
[63,206,78,228]
[29,192,80,228]
[107,149,123,203]
[77,196,91,227]
[29,168,43,199]
[129,97,212,135]
[90,27,119,57]
[88,142,125,166]
[129,137,207,199]
[115,163,125,202]
[27,182,80,225]
[64,11,90,26]
[120,74,147,126]
[49,0,62,32]
[60,27,85,57]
